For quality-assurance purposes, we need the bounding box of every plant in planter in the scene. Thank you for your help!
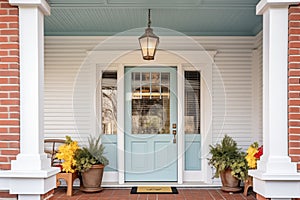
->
[55,136,79,173]
[245,142,263,169]
[208,135,248,192]
[243,142,263,196]
[74,135,109,193]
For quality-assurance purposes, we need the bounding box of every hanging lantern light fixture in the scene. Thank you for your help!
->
[139,9,159,60]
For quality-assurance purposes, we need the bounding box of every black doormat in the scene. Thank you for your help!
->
[130,186,178,194]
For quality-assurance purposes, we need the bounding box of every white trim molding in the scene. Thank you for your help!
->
[257,0,299,15]
[0,1,59,200]
[9,0,50,15]
[249,1,300,199]
[90,50,215,185]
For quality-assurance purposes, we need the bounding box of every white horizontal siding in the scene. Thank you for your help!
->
[44,38,95,146]
[212,36,260,150]
[44,35,262,150]
[251,32,263,145]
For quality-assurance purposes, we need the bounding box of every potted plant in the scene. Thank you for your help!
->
[55,136,80,196]
[74,135,109,192]
[208,135,248,192]
[244,142,263,196]
[245,142,263,169]
[56,136,79,173]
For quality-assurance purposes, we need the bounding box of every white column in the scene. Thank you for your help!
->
[249,0,300,199]
[0,1,59,199]
[11,0,49,170]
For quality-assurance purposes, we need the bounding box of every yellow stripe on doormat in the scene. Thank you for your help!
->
[131,186,178,194]
[138,186,172,193]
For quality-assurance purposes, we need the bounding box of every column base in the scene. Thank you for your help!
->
[249,169,300,198]
[0,167,60,195]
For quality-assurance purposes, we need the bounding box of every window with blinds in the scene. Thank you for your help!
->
[184,71,201,134]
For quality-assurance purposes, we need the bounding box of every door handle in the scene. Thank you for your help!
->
[172,124,177,143]
[172,130,176,143]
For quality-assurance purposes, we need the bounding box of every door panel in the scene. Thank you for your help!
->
[185,134,201,170]
[102,135,117,171]
[125,67,177,181]
[131,141,148,170]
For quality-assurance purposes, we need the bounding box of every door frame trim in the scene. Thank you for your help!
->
[177,65,184,184]
[93,50,216,185]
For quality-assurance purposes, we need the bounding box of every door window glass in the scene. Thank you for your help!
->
[101,71,117,134]
[184,71,200,134]
[131,72,170,134]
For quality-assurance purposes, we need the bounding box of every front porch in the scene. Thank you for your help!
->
[1,0,300,199]
[52,187,257,200]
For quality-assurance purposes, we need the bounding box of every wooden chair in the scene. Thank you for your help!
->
[243,176,253,196]
[44,139,79,196]
[44,139,66,166]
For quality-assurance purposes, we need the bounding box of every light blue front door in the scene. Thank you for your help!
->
[125,67,177,181]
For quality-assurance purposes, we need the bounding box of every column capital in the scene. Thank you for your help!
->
[9,0,50,15]
[257,0,299,15]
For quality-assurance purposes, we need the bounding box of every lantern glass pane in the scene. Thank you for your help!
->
[147,37,157,56]
[139,37,158,57]
[139,37,148,57]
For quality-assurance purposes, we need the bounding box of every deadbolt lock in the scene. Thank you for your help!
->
[172,123,177,129]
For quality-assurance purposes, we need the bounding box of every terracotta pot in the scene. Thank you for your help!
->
[220,168,242,192]
[80,164,104,193]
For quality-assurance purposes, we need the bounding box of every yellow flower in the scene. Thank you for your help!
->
[245,143,259,169]
[56,136,79,173]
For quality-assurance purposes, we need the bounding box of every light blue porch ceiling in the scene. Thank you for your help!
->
[45,0,262,36]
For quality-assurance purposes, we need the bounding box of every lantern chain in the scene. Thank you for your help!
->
[148,9,151,28]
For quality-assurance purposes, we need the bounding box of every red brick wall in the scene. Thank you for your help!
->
[288,4,300,171]
[0,0,20,170]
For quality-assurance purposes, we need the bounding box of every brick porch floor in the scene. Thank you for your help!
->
[53,187,257,200]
